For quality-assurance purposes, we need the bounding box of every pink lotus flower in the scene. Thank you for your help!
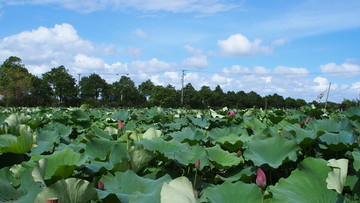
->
[229,110,235,116]
[305,117,311,123]
[195,159,200,169]
[298,123,302,128]
[98,181,104,190]
[118,120,124,129]
[256,168,267,188]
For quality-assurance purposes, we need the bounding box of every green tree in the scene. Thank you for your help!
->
[0,56,34,106]
[182,83,197,108]
[211,85,225,108]
[43,65,78,106]
[79,73,108,106]
[112,76,145,106]
[265,93,284,108]
[236,91,248,109]
[247,91,263,108]
[150,85,180,107]
[225,91,238,108]
[28,75,54,106]
[197,86,213,108]
[138,79,155,101]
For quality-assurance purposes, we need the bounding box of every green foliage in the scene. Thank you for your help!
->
[0,106,359,202]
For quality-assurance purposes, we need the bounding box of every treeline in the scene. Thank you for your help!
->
[0,56,358,109]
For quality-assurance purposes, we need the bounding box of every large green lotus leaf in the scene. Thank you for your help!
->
[43,146,84,179]
[92,126,112,140]
[160,176,196,203]
[343,107,360,120]
[352,151,360,171]
[206,145,243,168]
[32,158,47,186]
[283,123,318,146]
[85,138,116,160]
[129,145,156,173]
[215,133,249,151]
[190,145,212,170]
[110,110,130,121]
[98,170,171,203]
[243,117,267,132]
[243,135,299,168]
[208,126,245,141]
[269,157,340,202]
[319,131,357,146]
[41,122,72,138]
[71,109,90,121]
[188,116,209,128]
[217,166,255,183]
[0,169,21,201]
[4,113,31,126]
[35,178,96,203]
[108,143,130,172]
[169,125,205,142]
[326,158,349,194]
[313,119,344,133]
[142,127,162,140]
[202,181,262,203]
[0,125,33,154]
[137,138,195,165]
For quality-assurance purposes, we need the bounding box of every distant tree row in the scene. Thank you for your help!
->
[0,56,358,109]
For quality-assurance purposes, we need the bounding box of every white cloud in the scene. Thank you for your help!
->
[181,55,208,69]
[272,38,290,46]
[351,81,360,90]
[184,45,203,55]
[320,61,360,77]
[218,34,272,57]
[131,29,149,40]
[222,65,250,75]
[124,47,142,58]
[73,54,104,71]
[274,66,309,77]
[10,0,239,13]
[0,23,115,75]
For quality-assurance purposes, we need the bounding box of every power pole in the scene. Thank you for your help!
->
[324,82,331,110]
[181,70,187,106]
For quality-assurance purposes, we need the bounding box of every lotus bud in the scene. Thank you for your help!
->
[118,120,124,129]
[195,159,200,169]
[98,181,104,190]
[256,168,267,188]
[306,117,311,123]
[46,198,59,203]
[237,149,242,157]
[298,123,302,128]
[229,110,235,116]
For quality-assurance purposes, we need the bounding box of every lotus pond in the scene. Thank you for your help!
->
[0,106,359,202]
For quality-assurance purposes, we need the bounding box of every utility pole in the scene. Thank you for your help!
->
[78,73,81,86]
[181,70,187,106]
[324,82,331,110]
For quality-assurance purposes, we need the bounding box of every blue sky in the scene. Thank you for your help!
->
[0,0,359,103]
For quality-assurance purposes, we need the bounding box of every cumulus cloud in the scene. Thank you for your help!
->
[320,61,360,77]
[181,55,208,69]
[73,54,104,71]
[272,38,290,46]
[7,0,239,13]
[218,34,272,57]
[184,45,204,55]
[0,23,115,75]
[222,65,250,75]
[274,66,309,77]
[124,47,142,58]
[131,29,149,40]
